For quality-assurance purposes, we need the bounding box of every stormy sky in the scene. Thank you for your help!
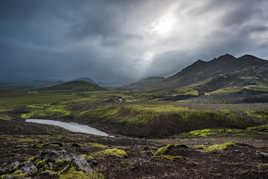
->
[0,0,268,85]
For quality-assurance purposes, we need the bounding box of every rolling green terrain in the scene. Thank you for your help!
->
[1,54,268,178]
[43,80,104,92]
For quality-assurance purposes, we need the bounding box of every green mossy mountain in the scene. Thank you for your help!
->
[127,54,268,102]
[43,80,104,91]
[145,54,268,91]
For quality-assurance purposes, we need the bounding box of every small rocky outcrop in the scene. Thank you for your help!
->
[72,155,92,172]
[0,150,94,178]
[21,162,37,175]
[38,149,71,162]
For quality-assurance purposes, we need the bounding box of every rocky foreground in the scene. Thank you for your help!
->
[1,135,268,178]
[0,119,268,178]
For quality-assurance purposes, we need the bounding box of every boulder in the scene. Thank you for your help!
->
[72,155,92,173]
[38,150,71,162]
[22,162,37,175]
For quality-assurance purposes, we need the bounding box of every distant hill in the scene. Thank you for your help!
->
[132,54,268,103]
[0,80,63,91]
[123,76,165,90]
[43,80,104,91]
[73,77,96,84]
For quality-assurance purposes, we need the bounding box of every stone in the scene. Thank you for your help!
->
[38,150,71,162]
[22,162,37,175]
[256,151,268,158]
[3,161,21,173]
[72,155,92,173]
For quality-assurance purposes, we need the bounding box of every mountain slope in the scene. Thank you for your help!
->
[134,54,268,102]
[43,80,104,91]
[149,54,268,90]
[166,54,267,88]
[123,77,165,90]
[73,77,96,84]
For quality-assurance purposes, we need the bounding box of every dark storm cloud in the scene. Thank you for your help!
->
[0,0,267,85]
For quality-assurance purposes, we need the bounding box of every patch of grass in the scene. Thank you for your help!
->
[0,114,12,121]
[21,105,71,119]
[91,148,127,158]
[244,85,268,92]
[35,159,49,170]
[178,128,244,138]
[157,155,184,160]
[55,159,66,166]
[17,138,37,143]
[205,87,242,96]
[203,142,236,152]
[88,143,108,149]
[59,167,104,179]
[1,169,27,178]
[154,144,172,156]
[84,103,264,137]
[155,87,199,96]
[41,170,59,177]
[127,104,190,113]
[154,144,186,160]
[258,163,268,168]
[245,111,268,119]
[247,124,268,131]
[0,92,74,107]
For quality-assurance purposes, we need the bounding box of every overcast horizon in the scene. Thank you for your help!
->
[1,0,268,85]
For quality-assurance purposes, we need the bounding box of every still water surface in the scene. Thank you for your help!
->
[26,119,111,137]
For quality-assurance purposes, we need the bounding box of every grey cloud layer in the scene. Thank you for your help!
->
[0,0,267,84]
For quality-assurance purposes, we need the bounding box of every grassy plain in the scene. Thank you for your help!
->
[0,89,268,178]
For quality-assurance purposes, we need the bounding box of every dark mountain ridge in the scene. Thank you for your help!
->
[129,54,268,95]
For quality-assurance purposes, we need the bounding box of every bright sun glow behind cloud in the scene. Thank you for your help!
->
[151,10,177,36]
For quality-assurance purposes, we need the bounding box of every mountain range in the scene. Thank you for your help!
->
[125,54,268,103]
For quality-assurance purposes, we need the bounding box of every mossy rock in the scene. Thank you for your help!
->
[154,144,189,160]
[91,148,127,158]
[87,143,108,149]
[203,142,236,152]
[1,169,26,179]
[157,155,184,160]
[154,144,188,156]
[179,128,244,138]
[59,167,104,179]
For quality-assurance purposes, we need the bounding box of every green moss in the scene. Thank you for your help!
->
[157,155,184,160]
[179,128,244,138]
[88,143,108,149]
[153,144,186,160]
[55,159,66,166]
[259,163,268,167]
[205,87,241,96]
[41,169,59,176]
[244,85,268,92]
[247,124,268,131]
[190,145,206,149]
[245,111,268,119]
[35,159,49,169]
[21,105,71,119]
[17,138,36,143]
[0,114,12,121]
[127,104,189,113]
[91,148,127,158]
[203,142,236,152]
[12,169,26,178]
[59,167,104,179]
[82,154,94,161]
[154,144,172,156]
